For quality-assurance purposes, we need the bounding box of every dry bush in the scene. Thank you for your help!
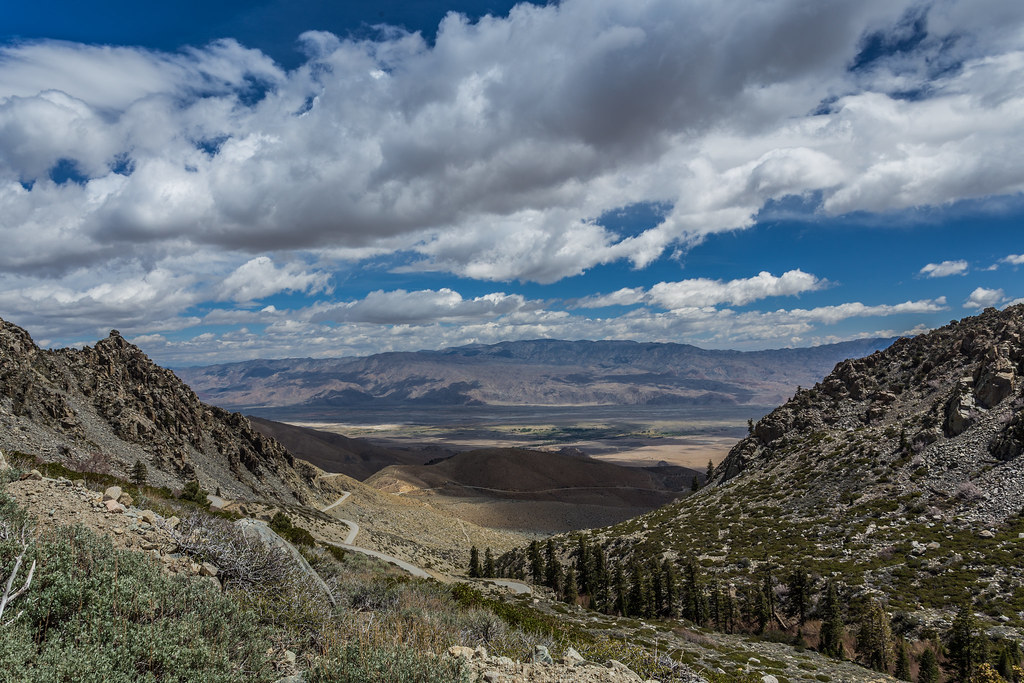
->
[168,512,293,592]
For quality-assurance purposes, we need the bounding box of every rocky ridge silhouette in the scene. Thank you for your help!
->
[0,318,319,504]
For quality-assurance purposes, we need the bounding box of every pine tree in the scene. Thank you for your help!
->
[613,564,627,616]
[710,579,723,631]
[662,559,678,618]
[545,540,562,591]
[706,459,715,482]
[651,558,664,615]
[130,459,148,488]
[894,638,912,681]
[819,580,844,658]
[576,536,592,597]
[484,548,495,578]
[997,641,1020,681]
[786,566,811,626]
[564,565,578,604]
[856,599,894,672]
[628,562,648,617]
[949,603,980,682]
[528,541,545,584]
[468,546,481,578]
[918,647,941,683]
[691,475,700,491]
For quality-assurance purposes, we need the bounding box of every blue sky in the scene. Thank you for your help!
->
[0,0,1021,365]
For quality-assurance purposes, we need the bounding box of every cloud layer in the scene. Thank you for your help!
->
[0,0,1022,360]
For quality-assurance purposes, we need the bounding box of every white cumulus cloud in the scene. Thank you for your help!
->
[919,260,968,278]
[964,287,1005,309]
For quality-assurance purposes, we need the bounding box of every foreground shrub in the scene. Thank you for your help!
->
[0,505,273,682]
[306,643,470,683]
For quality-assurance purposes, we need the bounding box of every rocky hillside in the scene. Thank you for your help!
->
[176,337,893,412]
[544,305,1024,633]
[0,318,319,504]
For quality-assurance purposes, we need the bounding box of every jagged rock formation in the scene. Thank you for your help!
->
[713,305,1023,523]
[0,319,319,504]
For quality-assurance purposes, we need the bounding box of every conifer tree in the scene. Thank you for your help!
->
[710,579,723,631]
[484,548,495,578]
[856,599,894,672]
[545,539,562,590]
[706,459,715,482]
[593,547,610,613]
[662,558,678,618]
[564,565,578,604]
[130,459,148,488]
[819,580,845,658]
[576,537,592,596]
[786,566,811,626]
[613,564,627,616]
[894,638,912,681]
[628,562,648,617]
[918,647,940,683]
[468,546,481,578]
[691,475,700,491]
[528,541,545,583]
[997,641,1020,681]
[949,603,980,682]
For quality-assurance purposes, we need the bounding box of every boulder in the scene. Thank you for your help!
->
[21,469,43,481]
[945,378,977,436]
[532,645,553,665]
[103,485,123,502]
[447,646,475,660]
[563,647,585,667]
[0,451,9,472]
[200,562,219,577]
[118,492,134,507]
[104,499,126,513]
[762,676,780,683]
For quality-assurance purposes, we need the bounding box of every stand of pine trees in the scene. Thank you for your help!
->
[492,537,1024,682]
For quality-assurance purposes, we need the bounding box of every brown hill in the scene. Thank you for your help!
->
[248,416,443,481]
[0,319,319,504]
[366,447,700,532]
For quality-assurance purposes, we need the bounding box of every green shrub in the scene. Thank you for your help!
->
[0,507,272,682]
[307,643,470,683]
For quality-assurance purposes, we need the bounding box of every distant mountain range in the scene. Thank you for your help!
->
[176,337,895,412]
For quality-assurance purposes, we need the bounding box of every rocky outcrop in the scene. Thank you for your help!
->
[0,319,320,504]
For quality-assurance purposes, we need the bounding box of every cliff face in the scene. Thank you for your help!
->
[0,320,319,504]
[713,304,1024,523]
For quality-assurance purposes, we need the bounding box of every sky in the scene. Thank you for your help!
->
[0,0,1022,366]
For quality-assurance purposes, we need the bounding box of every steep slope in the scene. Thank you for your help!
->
[506,305,1024,631]
[248,416,443,481]
[0,319,319,504]
[176,337,893,411]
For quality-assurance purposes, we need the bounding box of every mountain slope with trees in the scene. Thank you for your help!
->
[497,305,1024,681]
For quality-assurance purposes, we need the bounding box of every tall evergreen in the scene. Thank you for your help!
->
[690,475,700,491]
[564,566,578,604]
[483,548,495,578]
[785,566,811,626]
[709,580,723,631]
[681,558,704,624]
[593,547,610,613]
[894,638,912,681]
[819,580,844,658]
[856,599,894,672]
[468,546,481,578]
[662,559,678,618]
[706,459,715,482]
[918,647,940,683]
[628,562,648,617]
[613,564,627,616]
[576,537,592,596]
[544,539,562,591]
[528,541,545,583]
[948,602,980,682]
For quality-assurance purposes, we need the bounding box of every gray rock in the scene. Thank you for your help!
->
[200,562,219,577]
[483,671,500,683]
[103,485,123,502]
[0,451,9,472]
[563,646,585,666]
[21,469,43,481]
[532,644,553,665]
[762,676,780,683]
